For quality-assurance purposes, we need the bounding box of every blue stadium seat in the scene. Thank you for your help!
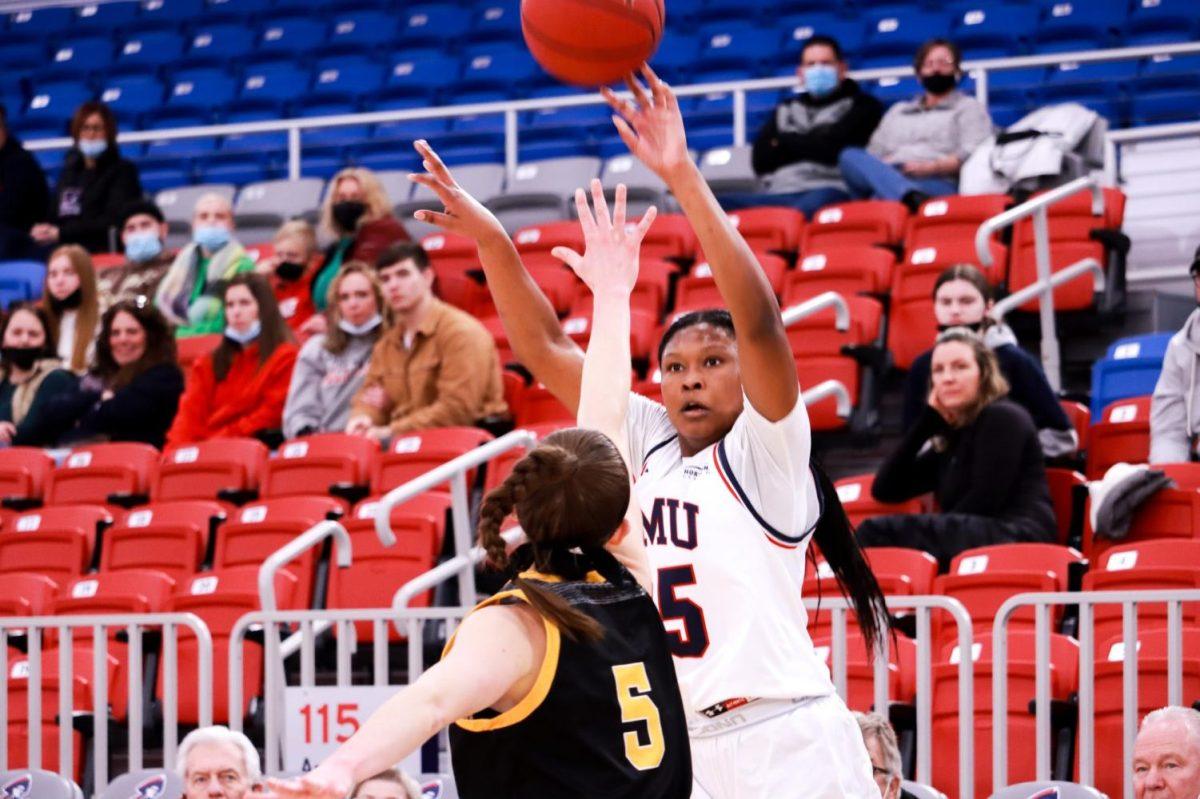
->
[449,90,510,135]
[1035,0,1126,52]
[951,2,1037,57]
[351,140,424,172]
[861,75,922,105]
[0,37,44,69]
[863,10,954,59]
[198,152,273,185]
[697,22,776,74]
[519,136,596,162]
[385,50,464,101]
[300,145,345,180]
[698,0,754,22]
[325,10,401,52]
[256,16,327,57]
[238,63,312,106]
[6,7,76,35]
[1125,0,1200,46]
[663,0,705,29]
[1090,333,1174,417]
[138,159,196,193]
[145,129,220,159]
[165,68,238,113]
[99,76,165,119]
[73,2,141,30]
[312,57,386,103]
[186,23,256,64]
[114,31,186,69]
[1131,90,1200,126]
[460,44,540,91]
[372,96,451,143]
[649,33,703,84]
[48,36,114,75]
[137,0,208,27]
[1137,54,1200,92]
[1042,60,1137,107]
[0,261,47,305]
[398,4,471,47]
[24,82,93,124]
[780,14,867,64]
[429,142,504,167]
[469,2,522,42]
[524,101,612,134]
[204,0,274,21]
[221,108,287,154]
[686,73,780,129]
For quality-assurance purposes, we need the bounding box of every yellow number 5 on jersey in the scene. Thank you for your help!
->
[611,662,666,771]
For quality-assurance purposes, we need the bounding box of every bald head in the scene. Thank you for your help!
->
[1134,707,1200,799]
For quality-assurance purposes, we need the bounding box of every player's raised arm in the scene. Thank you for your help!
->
[553,179,656,591]
[603,66,799,421]
[408,140,585,412]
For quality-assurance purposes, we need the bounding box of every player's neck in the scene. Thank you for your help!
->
[678,432,720,458]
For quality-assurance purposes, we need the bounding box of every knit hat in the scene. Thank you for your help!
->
[120,199,165,229]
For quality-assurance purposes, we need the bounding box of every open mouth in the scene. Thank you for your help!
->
[680,401,709,418]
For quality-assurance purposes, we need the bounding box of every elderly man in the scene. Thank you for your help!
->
[856,712,901,799]
[1134,706,1200,799]
[177,725,261,799]
[155,192,254,338]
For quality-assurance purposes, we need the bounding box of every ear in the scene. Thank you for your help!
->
[421,267,436,291]
[609,517,631,545]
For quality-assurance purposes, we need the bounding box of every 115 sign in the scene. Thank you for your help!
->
[282,686,419,775]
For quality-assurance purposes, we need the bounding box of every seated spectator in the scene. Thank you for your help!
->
[284,262,386,439]
[177,724,261,799]
[352,768,422,799]
[858,329,1056,566]
[1134,706,1200,799]
[346,243,506,440]
[310,167,409,318]
[855,712,902,799]
[40,244,100,374]
[902,264,1076,457]
[156,192,255,338]
[258,220,320,338]
[1150,247,1200,464]
[30,101,142,254]
[838,39,993,211]
[720,35,883,218]
[98,199,174,309]
[0,304,76,447]
[167,273,298,445]
[0,102,50,260]
[40,298,183,448]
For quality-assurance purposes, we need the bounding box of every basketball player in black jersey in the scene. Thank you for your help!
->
[257,183,691,799]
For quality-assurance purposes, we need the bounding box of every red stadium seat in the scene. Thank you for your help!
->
[864,547,939,596]
[793,356,858,431]
[100,500,224,581]
[677,252,787,310]
[904,194,1011,250]
[1044,468,1086,546]
[785,246,895,302]
[4,723,84,781]
[433,265,493,317]
[886,296,937,372]
[53,570,175,616]
[527,265,582,315]
[1060,400,1090,453]
[1086,396,1151,479]
[639,213,696,261]
[1159,462,1200,490]
[801,200,908,251]
[1085,484,1200,562]
[515,383,575,429]
[501,369,527,421]
[512,220,585,254]
[896,238,1009,292]
[0,448,53,505]
[352,490,452,555]
[7,642,124,723]
[45,443,159,508]
[785,295,883,359]
[0,572,58,617]
[370,426,494,495]
[834,475,924,528]
[176,334,221,373]
[812,631,916,711]
[421,231,477,260]
[0,505,112,585]
[555,309,657,361]
[154,438,269,503]
[726,206,805,253]
[262,433,379,500]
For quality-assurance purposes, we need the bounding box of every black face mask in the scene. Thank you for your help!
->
[49,287,83,313]
[332,200,367,232]
[2,346,41,371]
[921,73,957,95]
[937,321,983,334]
[275,261,306,282]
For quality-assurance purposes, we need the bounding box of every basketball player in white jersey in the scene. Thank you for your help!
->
[407,64,888,798]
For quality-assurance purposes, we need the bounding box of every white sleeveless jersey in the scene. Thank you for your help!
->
[625,392,836,717]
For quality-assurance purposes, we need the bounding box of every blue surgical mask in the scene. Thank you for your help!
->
[224,319,261,345]
[123,231,163,263]
[803,64,840,98]
[193,224,231,253]
[338,314,382,337]
[78,139,108,159]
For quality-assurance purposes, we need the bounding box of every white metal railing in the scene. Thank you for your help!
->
[782,290,850,332]
[20,42,1200,182]
[259,519,352,615]
[993,589,1200,799]
[976,175,1106,393]
[0,612,212,793]
[990,259,1104,320]
[1106,119,1200,187]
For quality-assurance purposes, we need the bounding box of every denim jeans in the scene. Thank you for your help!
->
[838,147,958,200]
[716,186,852,219]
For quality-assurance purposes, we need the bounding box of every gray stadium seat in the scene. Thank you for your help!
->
[233,178,326,244]
[398,163,507,240]
[155,183,237,250]
[599,154,672,217]
[902,780,949,799]
[374,170,415,209]
[99,769,183,798]
[698,145,760,195]
[0,768,82,799]
[486,156,601,234]
[988,781,1109,799]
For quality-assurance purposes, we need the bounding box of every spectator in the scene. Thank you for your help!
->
[167,273,298,445]
[346,242,506,440]
[283,262,386,438]
[902,264,1077,457]
[1150,246,1200,464]
[40,244,100,374]
[177,724,261,799]
[855,712,902,799]
[352,768,423,799]
[311,167,409,315]
[1134,706,1200,799]
[838,38,993,211]
[858,329,1056,566]
[40,298,183,448]
[30,101,142,254]
[0,304,76,447]
[0,102,50,260]
[156,192,255,338]
[257,220,320,338]
[98,199,174,309]
[721,36,883,217]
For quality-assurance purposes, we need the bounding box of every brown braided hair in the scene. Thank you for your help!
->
[477,428,632,642]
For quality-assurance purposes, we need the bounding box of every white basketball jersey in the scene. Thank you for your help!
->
[625,393,835,717]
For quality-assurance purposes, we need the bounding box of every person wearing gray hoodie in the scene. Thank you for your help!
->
[1150,248,1200,464]
[283,262,386,439]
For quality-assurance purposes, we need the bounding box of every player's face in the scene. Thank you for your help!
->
[353,778,411,799]
[1134,721,1200,799]
[183,742,252,799]
[659,324,743,453]
[930,340,981,413]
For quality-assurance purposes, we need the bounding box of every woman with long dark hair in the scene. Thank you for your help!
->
[404,64,887,798]
[0,303,76,446]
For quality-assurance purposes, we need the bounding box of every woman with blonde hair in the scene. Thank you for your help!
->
[259,219,321,336]
[40,244,100,373]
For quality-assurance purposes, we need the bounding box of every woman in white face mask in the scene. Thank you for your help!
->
[166,273,299,446]
[282,262,387,439]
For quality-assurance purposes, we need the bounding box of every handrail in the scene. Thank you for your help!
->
[1107,119,1200,144]
[801,380,852,419]
[975,176,1105,268]
[990,258,1104,320]
[781,290,850,331]
[257,519,352,614]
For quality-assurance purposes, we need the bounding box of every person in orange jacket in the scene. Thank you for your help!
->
[167,272,298,445]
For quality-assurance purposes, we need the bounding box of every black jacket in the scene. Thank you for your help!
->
[752,79,884,177]
[0,134,50,233]
[51,147,143,253]
[42,362,184,448]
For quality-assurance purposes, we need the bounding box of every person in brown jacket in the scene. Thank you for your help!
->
[346,242,506,440]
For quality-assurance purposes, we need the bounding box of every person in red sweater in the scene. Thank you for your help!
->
[257,219,320,341]
[167,273,298,445]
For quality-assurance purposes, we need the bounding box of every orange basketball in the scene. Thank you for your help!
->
[521,0,665,87]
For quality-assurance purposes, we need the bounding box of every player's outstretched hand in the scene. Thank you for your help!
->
[552,179,656,299]
[601,64,690,185]
[408,139,507,244]
[249,764,353,799]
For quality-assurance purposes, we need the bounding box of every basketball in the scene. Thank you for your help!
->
[521,0,666,87]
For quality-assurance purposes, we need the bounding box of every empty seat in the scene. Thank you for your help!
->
[0,505,112,585]
[512,220,585,255]
[233,178,325,241]
[0,768,81,798]
[727,206,805,253]
[100,501,225,582]
[905,194,1011,249]
[186,23,256,62]
[677,253,787,311]
[371,427,494,495]
[53,569,175,616]
[115,31,185,68]
[639,213,698,262]
[487,157,602,233]
[1044,468,1086,546]
[1085,483,1200,563]
[864,547,939,597]
[154,438,269,503]
[785,295,882,360]
[1089,332,1172,417]
[325,10,401,50]
[785,247,895,302]
[256,16,327,56]
[262,434,379,500]
[699,145,758,195]
[460,42,539,90]
[794,356,859,431]
[1086,396,1151,480]
[422,231,486,262]
[812,631,916,711]
[45,443,159,508]
[802,200,909,251]
[0,447,53,506]
[600,155,670,217]
[835,475,924,528]
[398,4,471,47]
[951,3,1038,57]
[0,572,58,617]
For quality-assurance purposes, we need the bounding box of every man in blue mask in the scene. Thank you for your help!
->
[99,199,174,308]
[718,35,884,218]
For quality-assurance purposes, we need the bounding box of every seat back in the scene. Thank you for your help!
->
[864,547,939,596]
[1044,468,1086,546]
[989,783,1106,799]
[98,770,185,799]
[0,769,81,799]
[0,448,53,502]
[370,427,493,495]
[54,570,175,616]
[834,475,924,528]
[100,501,225,580]
[726,206,806,253]
[154,438,269,501]
[0,505,112,585]
[263,434,379,498]
[46,443,159,507]
[1086,396,1151,479]
[0,572,59,617]
[802,200,909,250]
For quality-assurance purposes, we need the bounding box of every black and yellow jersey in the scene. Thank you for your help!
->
[446,564,691,799]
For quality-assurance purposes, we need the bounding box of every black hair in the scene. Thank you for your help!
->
[377,241,430,272]
[120,199,165,229]
[914,38,963,73]
[801,35,844,63]
[657,309,735,364]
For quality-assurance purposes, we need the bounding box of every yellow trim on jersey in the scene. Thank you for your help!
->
[443,588,562,732]
[518,568,606,584]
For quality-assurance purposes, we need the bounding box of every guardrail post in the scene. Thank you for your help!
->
[732,88,746,147]
[449,471,477,604]
[1031,206,1063,392]
[505,108,519,181]
[288,126,301,181]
